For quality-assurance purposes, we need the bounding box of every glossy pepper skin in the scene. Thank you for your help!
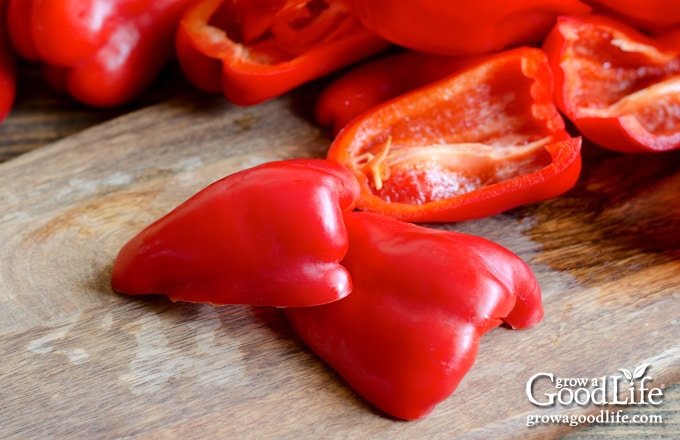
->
[315,50,475,135]
[111,159,360,307]
[285,211,543,420]
[326,47,582,223]
[7,0,193,107]
[584,0,680,31]
[0,0,16,123]
[344,0,591,56]
[175,0,390,106]
[543,15,680,153]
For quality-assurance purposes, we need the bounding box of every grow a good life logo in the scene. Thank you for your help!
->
[525,363,666,427]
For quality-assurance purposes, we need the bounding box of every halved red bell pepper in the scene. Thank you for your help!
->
[326,47,582,223]
[285,211,543,420]
[6,0,193,107]
[111,159,360,307]
[315,50,475,135]
[175,0,390,106]
[543,15,680,153]
[584,0,680,32]
[0,0,16,123]
[343,0,591,56]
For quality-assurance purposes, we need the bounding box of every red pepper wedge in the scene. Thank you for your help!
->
[344,0,591,56]
[175,0,390,106]
[111,159,360,307]
[543,15,680,153]
[584,0,680,32]
[326,47,582,223]
[315,50,476,135]
[285,211,543,420]
[6,0,193,107]
[0,0,16,123]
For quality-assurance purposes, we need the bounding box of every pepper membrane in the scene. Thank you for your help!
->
[326,47,582,223]
[544,14,680,153]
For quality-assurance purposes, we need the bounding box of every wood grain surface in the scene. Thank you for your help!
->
[0,67,678,439]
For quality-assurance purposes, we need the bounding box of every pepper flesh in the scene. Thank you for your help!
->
[543,14,680,153]
[0,0,16,123]
[344,0,591,56]
[175,0,390,106]
[285,211,543,420]
[7,0,193,107]
[326,47,582,223]
[111,159,360,307]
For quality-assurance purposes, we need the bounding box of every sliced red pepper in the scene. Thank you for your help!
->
[315,50,476,135]
[285,211,543,420]
[326,47,582,223]
[177,0,389,105]
[111,159,360,307]
[543,15,680,153]
[6,0,193,107]
[584,0,680,32]
[175,0,390,106]
[0,0,17,123]
[344,0,591,56]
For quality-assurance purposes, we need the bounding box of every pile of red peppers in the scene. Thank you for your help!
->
[3,1,680,156]
[3,0,680,420]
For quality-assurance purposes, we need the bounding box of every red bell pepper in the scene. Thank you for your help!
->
[6,0,193,107]
[326,47,582,223]
[174,0,390,106]
[584,0,680,32]
[0,0,16,123]
[111,159,360,307]
[343,0,591,56]
[543,15,680,153]
[285,211,543,420]
[315,50,475,135]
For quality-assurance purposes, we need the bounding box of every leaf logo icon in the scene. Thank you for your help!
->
[633,363,650,380]
[619,368,633,385]
[619,364,649,386]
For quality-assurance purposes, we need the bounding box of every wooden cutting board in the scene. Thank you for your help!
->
[0,89,678,439]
